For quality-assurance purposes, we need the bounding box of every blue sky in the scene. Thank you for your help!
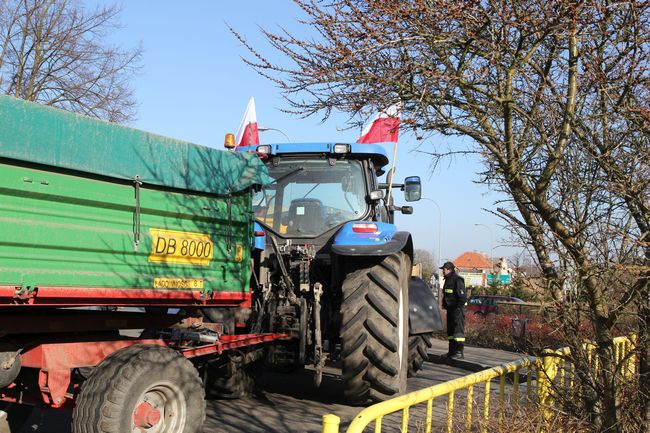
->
[90,0,520,263]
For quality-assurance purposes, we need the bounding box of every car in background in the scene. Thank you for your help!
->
[467,295,524,316]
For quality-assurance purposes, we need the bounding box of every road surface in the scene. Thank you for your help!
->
[9,340,524,433]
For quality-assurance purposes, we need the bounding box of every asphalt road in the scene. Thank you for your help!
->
[9,340,523,433]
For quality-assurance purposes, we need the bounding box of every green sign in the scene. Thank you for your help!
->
[487,273,511,285]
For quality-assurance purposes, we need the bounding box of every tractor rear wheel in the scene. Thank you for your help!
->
[205,354,256,399]
[72,344,205,433]
[407,333,433,377]
[340,252,409,405]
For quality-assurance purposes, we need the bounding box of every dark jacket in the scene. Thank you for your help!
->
[442,271,467,310]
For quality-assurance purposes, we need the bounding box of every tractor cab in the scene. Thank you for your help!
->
[238,142,420,243]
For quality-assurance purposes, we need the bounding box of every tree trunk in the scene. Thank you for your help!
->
[595,335,619,433]
[639,294,650,432]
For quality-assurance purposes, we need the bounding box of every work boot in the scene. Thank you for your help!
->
[445,340,456,358]
[449,342,464,360]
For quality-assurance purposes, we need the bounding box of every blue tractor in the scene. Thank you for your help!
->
[237,142,442,404]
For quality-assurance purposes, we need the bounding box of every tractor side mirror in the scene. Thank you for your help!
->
[404,176,421,202]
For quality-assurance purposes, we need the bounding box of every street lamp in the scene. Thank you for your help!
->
[258,126,291,142]
[421,198,442,273]
[474,223,494,280]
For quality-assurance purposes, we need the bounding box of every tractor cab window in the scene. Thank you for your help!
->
[253,158,368,237]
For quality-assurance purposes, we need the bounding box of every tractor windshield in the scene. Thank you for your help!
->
[253,158,368,237]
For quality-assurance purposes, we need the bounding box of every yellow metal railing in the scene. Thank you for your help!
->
[536,335,637,419]
[322,335,637,433]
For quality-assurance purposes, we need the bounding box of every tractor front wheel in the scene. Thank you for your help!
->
[340,252,410,405]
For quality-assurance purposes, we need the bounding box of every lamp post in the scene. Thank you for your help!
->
[421,198,442,273]
[474,223,494,282]
[258,126,291,142]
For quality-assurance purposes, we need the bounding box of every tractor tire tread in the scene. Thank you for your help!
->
[407,333,433,377]
[341,252,409,405]
[206,361,256,399]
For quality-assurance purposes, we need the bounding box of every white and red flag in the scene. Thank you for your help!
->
[356,104,401,144]
[235,97,260,147]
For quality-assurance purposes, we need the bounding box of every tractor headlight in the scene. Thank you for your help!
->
[333,144,351,154]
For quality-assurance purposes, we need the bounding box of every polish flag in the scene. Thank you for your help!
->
[235,97,260,147]
[356,104,401,144]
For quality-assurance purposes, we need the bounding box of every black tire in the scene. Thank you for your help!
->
[72,344,205,433]
[0,345,20,389]
[340,252,410,405]
[200,308,236,335]
[206,355,256,399]
[407,333,433,377]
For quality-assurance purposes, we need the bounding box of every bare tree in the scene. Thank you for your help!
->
[0,0,141,123]
[235,1,649,431]
[414,248,435,283]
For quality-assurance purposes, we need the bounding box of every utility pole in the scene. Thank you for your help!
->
[474,223,494,283]
[258,126,291,142]
[421,198,442,272]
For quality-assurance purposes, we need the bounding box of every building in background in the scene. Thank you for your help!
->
[440,252,514,290]
[452,251,493,287]
[487,257,513,286]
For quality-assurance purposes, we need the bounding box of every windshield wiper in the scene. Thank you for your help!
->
[302,183,320,198]
[272,167,304,184]
[343,192,357,212]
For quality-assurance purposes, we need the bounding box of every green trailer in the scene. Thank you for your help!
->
[0,96,278,433]
[0,95,272,307]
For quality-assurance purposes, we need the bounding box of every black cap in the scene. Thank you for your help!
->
[439,261,455,270]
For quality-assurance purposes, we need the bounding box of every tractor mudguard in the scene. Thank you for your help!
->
[331,222,413,258]
[408,277,443,335]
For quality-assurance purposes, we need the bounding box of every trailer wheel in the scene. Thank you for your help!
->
[205,354,256,399]
[0,345,21,389]
[340,252,410,404]
[72,344,205,433]
[407,333,433,377]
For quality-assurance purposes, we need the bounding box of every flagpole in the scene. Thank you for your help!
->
[387,141,398,202]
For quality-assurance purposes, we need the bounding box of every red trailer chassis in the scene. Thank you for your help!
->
[0,288,280,433]
[1,332,284,409]
[0,306,285,412]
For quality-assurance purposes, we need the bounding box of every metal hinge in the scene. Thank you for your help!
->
[134,175,142,251]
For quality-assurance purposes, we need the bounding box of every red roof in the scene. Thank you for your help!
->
[453,251,492,270]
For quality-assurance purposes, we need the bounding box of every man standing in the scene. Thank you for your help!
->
[440,261,467,359]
